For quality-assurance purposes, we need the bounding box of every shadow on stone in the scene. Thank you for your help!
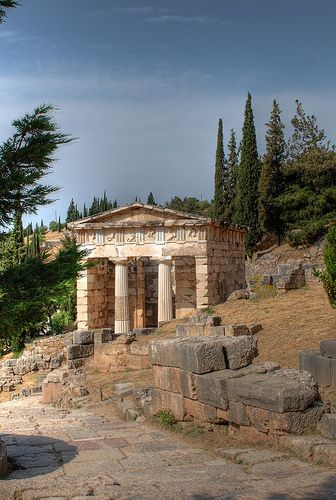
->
[1,433,78,479]
[266,475,336,500]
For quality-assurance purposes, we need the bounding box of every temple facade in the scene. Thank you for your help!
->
[68,203,246,332]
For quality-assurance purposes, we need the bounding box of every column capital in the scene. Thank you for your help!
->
[111,258,129,266]
[157,256,173,265]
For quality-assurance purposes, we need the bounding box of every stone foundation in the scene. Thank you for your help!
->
[147,335,324,437]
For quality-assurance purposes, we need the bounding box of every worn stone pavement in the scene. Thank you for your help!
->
[0,395,335,500]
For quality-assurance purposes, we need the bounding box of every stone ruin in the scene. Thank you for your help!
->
[146,334,325,439]
[0,335,66,394]
[299,339,336,388]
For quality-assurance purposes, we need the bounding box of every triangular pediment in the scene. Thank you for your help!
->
[69,203,209,227]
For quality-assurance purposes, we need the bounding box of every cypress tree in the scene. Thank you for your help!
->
[224,129,238,222]
[235,93,261,255]
[147,192,156,205]
[259,100,285,242]
[212,118,226,220]
[66,198,77,223]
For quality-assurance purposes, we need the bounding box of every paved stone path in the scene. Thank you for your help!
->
[0,395,335,499]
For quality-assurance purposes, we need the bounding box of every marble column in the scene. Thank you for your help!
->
[113,258,130,334]
[158,257,173,325]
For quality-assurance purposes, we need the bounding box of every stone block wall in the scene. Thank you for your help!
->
[144,259,158,327]
[206,227,246,305]
[299,339,336,388]
[0,335,67,393]
[148,336,324,437]
[77,259,112,330]
[174,256,197,318]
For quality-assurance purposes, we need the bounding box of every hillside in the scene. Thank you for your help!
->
[156,284,336,369]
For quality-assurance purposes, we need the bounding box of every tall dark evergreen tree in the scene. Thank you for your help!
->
[147,192,156,205]
[235,93,261,255]
[259,100,285,242]
[223,129,239,222]
[66,198,77,223]
[212,118,226,220]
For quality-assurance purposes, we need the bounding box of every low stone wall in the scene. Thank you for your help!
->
[66,328,150,372]
[0,335,68,392]
[147,336,324,438]
[299,339,336,388]
[176,313,262,338]
[0,439,7,478]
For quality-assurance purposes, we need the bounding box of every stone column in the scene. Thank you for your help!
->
[113,259,130,334]
[158,257,173,325]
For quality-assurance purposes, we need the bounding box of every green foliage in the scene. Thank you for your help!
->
[203,305,215,315]
[0,105,74,227]
[223,129,239,222]
[286,220,327,247]
[315,225,336,307]
[165,196,211,216]
[50,310,71,335]
[259,100,285,240]
[0,0,18,23]
[278,101,336,243]
[156,410,177,428]
[0,235,87,349]
[212,118,226,221]
[235,93,261,255]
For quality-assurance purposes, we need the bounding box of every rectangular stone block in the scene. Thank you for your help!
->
[73,330,94,345]
[179,370,197,400]
[152,365,181,393]
[149,388,185,420]
[226,369,318,413]
[183,397,218,423]
[225,324,249,337]
[245,405,324,435]
[318,414,336,439]
[148,338,181,367]
[222,336,258,370]
[187,325,205,336]
[228,401,250,426]
[320,339,336,359]
[176,324,188,337]
[204,325,225,336]
[195,369,243,409]
[67,344,94,360]
[93,328,116,343]
[298,350,331,387]
[178,338,226,374]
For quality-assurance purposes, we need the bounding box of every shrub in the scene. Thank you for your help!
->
[315,225,336,307]
[286,220,327,247]
[156,410,177,428]
[50,310,71,335]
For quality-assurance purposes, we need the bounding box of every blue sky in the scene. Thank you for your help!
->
[1,0,336,224]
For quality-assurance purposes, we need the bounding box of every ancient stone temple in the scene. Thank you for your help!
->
[68,203,246,332]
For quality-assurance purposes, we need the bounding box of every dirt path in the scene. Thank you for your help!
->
[0,395,335,499]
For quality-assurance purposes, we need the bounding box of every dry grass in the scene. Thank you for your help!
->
[139,284,336,370]
[215,284,336,368]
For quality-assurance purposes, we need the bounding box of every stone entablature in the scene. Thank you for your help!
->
[68,203,246,332]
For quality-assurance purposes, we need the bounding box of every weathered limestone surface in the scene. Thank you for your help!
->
[149,335,324,438]
[226,369,318,413]
[299,338,336,388]
[318,414,336,440]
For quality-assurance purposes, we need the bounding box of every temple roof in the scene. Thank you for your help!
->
[68,203,210,228]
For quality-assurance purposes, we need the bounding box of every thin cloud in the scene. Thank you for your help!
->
[0,29,37,44]
[146,15,229,25]
[90,6,229,26]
